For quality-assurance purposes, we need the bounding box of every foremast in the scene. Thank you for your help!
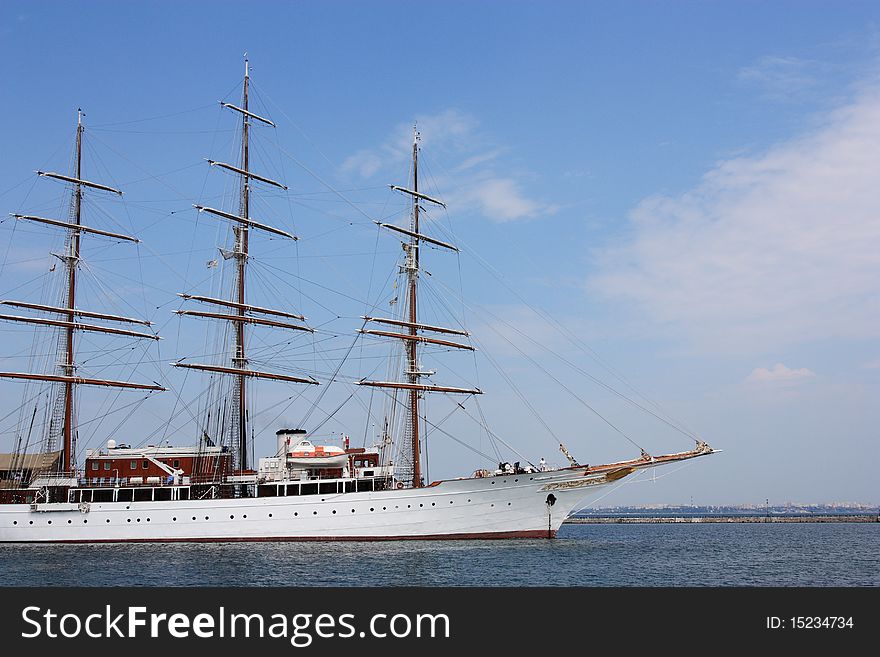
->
[359,128,481,488]
[0,110,164,477]
[174,56,316,474]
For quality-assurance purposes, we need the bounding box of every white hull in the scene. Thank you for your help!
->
[0,466,614,542]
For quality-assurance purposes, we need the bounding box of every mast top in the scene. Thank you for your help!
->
[77,108,83,127]
[244,52,249,79]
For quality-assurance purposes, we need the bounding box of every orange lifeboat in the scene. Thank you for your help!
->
[286,439,348,468]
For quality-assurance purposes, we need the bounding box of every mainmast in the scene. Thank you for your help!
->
[62,109,84,474]
[234,56,251,471]
[358,128,481,488]
[1,110,164,477]
[407,130,421,487]
[175,56,317,475]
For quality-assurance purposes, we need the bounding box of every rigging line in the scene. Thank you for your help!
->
[0,173,39,202]
[253,258,365,307]
[250,386,312,425]
[92,128,236,135]
[473,397,504,463]
[575,469,651,511]
[456,398,532,466]
[369,385,496,463]
[0,388,45,428]
[431,274,690,444]
[451,231,699,441]
[477,333,563,444]
[273,141,376,224]
[89,103,218,128]
[358,226,385,393]
[183,103,226,296]
[449,287,699,442]
[297,332,364,428]
[472,327,645,452]
[523,303,702,440]
[308,394,355,436]
[119,161,205,187]
[76,259,159,328]
[362,387,375,449]
[629,458,699,483]
[75,392,150,431]
[250,80,341,174]
[85,131,193,203]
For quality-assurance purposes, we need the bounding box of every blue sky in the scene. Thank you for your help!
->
[1,1,878,506]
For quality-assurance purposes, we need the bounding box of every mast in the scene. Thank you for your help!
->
[235,56,250,471]
[62,110,84,474]
[177,56,315,477]
[407,128,421,487]
[1,109,164,477]
[359,129,481,488]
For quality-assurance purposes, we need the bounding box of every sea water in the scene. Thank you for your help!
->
[0,523,876,586]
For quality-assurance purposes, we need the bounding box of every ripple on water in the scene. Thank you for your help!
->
[0,523,876,586]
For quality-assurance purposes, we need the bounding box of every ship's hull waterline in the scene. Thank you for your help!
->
[0,466,618,543]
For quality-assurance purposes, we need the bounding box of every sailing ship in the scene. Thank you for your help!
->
[0,59,714,542]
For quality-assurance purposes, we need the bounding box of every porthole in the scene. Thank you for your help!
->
[47,520,52,525]
[127,519,131,523]
[12,521,17,526]
[491,481,495,485]
[67,520,72,524]
[407,504,411,508]
[192,516,196,521]
[268,513,273,518]
[204,516,209,520]
[243,515,247,519]
[313,511,318,515]
[332,510,337,514]
[514,478,518,482]
[468,499,471,502]
[431,502,436,506]
[449,501,454,504]
[294,512,298,517]
[490,504,495,507]
[83,519,88,524]
[370,507,374,512]
[230,515,234,519]
[28,521,33,525]
[351,509,355,513]
[419,503,423,508]
[146,518,151,522]
[106,519,110,523]
[507,502,511,506]
[136,518,141,523]
[382,507,387,510]
[172,517,177,522]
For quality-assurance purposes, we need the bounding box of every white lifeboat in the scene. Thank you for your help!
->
[286,439,348,468]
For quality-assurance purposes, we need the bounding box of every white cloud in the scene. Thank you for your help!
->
[460,177,541,223]
[340,150,383,178]
[341,109,551,223]
[746,363,816,384]
[590,88,880,352]
[737,55,818,100]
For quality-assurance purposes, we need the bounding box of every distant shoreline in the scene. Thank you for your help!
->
[565,515,879,524]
